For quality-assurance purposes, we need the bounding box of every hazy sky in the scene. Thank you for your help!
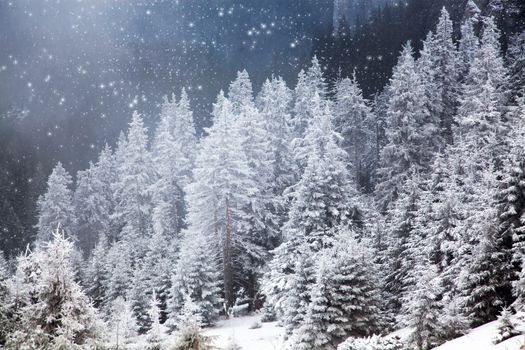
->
[0,0,333,170]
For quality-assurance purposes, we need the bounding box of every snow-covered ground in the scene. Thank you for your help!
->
[197,314,525,350]
[203,314,283,349]
[432,320,525,350]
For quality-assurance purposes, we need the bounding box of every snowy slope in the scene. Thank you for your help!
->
[432,320,525,350]
[173,314,525,350]
[124,315,525,350]
[203,314,284,350]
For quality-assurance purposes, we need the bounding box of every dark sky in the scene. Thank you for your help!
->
[0,0,333,171]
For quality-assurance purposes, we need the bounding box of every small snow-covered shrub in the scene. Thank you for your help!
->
[224,339,242,350]
[171,296,214,350]
[260,306,277,323]
[493,307,520,344]
[249,320,262,329]
[338,335,404,350]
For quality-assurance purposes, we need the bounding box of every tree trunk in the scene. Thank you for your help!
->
[223,197,234,311]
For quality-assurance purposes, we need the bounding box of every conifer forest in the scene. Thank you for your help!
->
[0,0,524,349]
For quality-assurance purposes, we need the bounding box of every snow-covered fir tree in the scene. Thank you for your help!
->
[183,90,261,309]
[83,232,110,310]
[376,42,438,211]
[458,16,480,81]
[292,56,328,140]
[172,295,214,350]
[227,71,281,291]
[172,88,198,188]
[383,174,423,318]
[285,96,355,249]
[333,75,375,191]
[257,76,297,231]
[286,232,382,349]
[459,205,513,326]
[146,291,165,350]
[264,99,359,337]
[127,230,173,331]
[470,16,509,105]
[128,260,155,332]
[74,144,114,255]
[285,260,335,350]
[35,162,76,244]
[273,245,315,337]
[151,104,183,241]
[106,240,134,303]
[145,230,173,322]
[167,229,222,329]
[108,297,138,347]
[112,111,154,252]
[417,8,459,145]
[5,228,103,349]
[507,31,525,101]
[493,306,520,344]
[401,260,445,350]
[499,113,525,308]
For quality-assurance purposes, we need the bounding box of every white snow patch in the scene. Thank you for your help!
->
[432,320,525,350]
[494,335,525,350]
[203,314,284,350]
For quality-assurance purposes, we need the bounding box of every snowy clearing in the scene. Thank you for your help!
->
[203,314,283,350]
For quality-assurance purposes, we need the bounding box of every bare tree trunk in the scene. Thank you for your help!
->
[223,197,234,311]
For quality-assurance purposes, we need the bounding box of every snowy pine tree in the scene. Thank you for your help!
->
[257,76,297,233]
[333,75,375,191]
[106,240,134,303]
[183,90,261,309]
[74,143,115,255]
[5,228,103,349]
[151,107,183,241]
[264,97,359,337]
[383,175,423,317]
[493,306,520,344]
[418,8,459,145]
[172,295,214,350]
[172,88,198,188]
[108,297,138,347]
[112,111,154,250]
[458,16,480,81]
[507,32,525,101]
[146,291,165,350]
[35,162,76,244]
[83,232,110,310]
[376,43,438,211]
[167,230,222,329]
[402,260,445,350]
[228,71,280,292]
[292,56,328,139]
[459,206,513,326]
[286,234,381,349]
[285,260,335,350]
